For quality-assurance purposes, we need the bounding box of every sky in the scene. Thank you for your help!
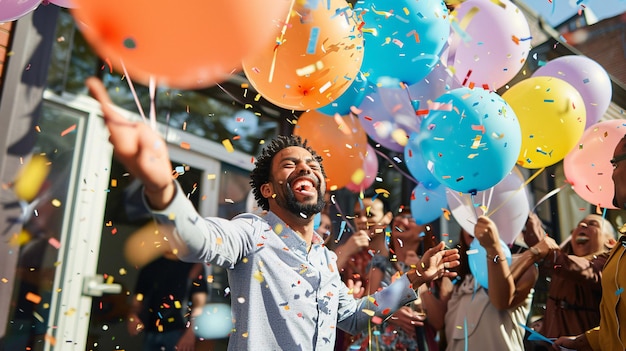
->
[519,0,626,26]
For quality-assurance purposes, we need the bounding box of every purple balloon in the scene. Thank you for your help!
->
[358,62,460,152]
[0,0,41,22]
[533,55,612,129]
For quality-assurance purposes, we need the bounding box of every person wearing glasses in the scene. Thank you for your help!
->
[554,136,626,351]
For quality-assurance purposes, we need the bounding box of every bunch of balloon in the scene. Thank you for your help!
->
[355,0,450,87]
[242,0,364,111]
[72,0,291,89]
[418,87,522,194]
[345,144,379,193]
[446,167,530,245]
[0,0,41,22]
[448,0,531,90]
[563,120,625,209]
[293,110,368,191]
[410,182,448,225]
[502,76,586,169]
[532,55,612,130]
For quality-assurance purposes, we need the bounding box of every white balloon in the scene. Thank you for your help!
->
[446,167,529,245]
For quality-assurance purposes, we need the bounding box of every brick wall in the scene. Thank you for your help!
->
[0,21,15,91]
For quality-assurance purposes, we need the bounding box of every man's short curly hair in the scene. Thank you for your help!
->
[249,135,325,211]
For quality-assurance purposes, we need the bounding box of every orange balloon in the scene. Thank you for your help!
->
[71,0,291,89]
[294,110,367,190]
[242,0,364,111]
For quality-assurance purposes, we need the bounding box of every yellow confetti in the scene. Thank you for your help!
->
[253,270,264,283]
[51,199,61,207]
[350,168,365,185]
[222,139,234,153]
[174,301,182,309]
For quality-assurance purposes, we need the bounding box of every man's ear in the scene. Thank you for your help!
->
[260,183,273,199]
[605,237,617,250]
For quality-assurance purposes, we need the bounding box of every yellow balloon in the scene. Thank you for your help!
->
[502,76,586,169]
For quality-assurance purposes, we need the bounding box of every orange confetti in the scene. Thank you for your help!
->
[60,124,77,137]
[26,292,42,304]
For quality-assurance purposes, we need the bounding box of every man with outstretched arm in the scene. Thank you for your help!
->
[86,77,460,351]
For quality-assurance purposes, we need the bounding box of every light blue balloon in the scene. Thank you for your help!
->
[405,132,440,189]
[355,0,450,86]
[418,87,522,193]
[313,212,321,231]
[467,238,512,289]
[410,182,447,225]
[318,72,372,116]
[193,303,233,339]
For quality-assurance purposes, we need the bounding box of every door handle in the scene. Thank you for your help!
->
[82,274,122,297]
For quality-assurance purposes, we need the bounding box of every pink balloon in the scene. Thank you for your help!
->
[0,0,41,22]
[533,55,612,130]
[449,0,530,90]
[345,144,379,193]
[446,167,529,245]
[563,120,626,209]
[48,0,75,8]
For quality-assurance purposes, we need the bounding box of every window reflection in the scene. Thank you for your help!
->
[4,104,80,349]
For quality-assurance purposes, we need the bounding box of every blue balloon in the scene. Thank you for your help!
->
[467,238,512,289]
[405,132,440,189]
[355,0,450,86]
[193,303,233,339]
[409,182,447,225]
[313,212,321,231]
[418,87,522,193]
[318,72,373,116]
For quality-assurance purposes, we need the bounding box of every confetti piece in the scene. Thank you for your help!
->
[26,292,42,304]
[222,139,234,153]
[48,237,61,249]
[60,124,77,137]
[306,27,320,54]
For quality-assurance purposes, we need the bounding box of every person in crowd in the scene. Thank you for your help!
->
[333,194,393,350]
[346,207,440,350]
[553,136,626,351]
[86,77,460,351]
[426,216,542,351]
[522,213,616,349]
[127,251,208,351]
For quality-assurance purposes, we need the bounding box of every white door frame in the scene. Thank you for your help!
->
[41,90,253,350]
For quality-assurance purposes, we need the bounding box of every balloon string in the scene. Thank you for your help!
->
[269,0,296,83]
[372,148,420,185]
[531,184,567,212]
[120,60,148,124]
[487,167,545,217]
[149,76,157,131]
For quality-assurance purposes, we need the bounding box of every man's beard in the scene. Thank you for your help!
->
[279,185,325,219]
